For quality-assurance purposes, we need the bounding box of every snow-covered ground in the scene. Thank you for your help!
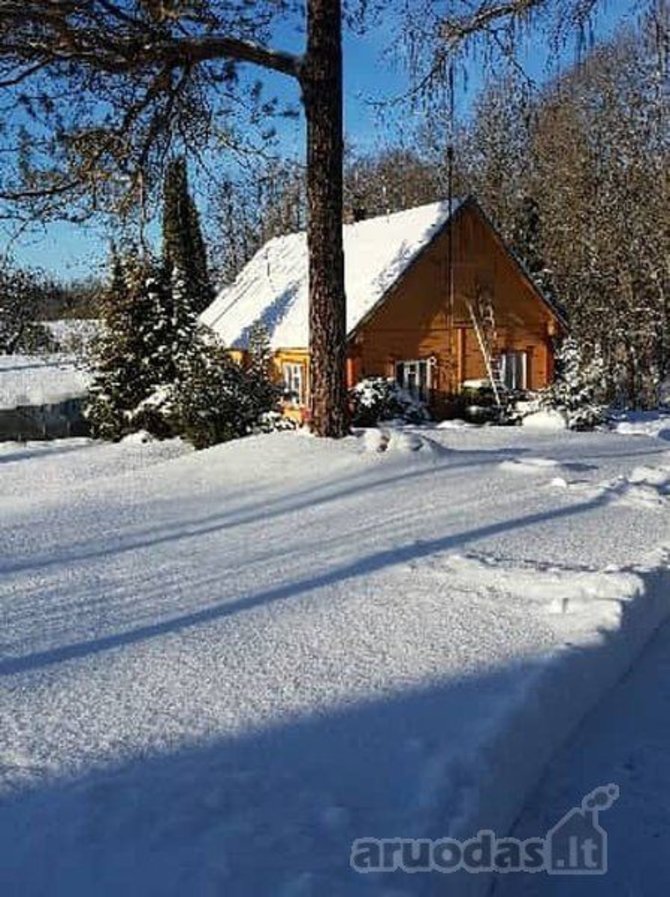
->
[1,421,670,896]
[0,354,91,409]
[493,614,670,896]
[44,318,100,355]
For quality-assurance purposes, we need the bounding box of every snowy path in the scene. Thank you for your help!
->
[1,424,670,896]
[493,615,670,896]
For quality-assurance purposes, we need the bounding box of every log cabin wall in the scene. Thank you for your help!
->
[349,201,559,416]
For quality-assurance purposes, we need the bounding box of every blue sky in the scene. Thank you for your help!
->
[7,0,640,280]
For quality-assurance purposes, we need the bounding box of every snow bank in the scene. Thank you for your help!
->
[434,549,670,897]
[611,410,670,440]
[121,429,156,445]
[357,426,443,455]
[549,452,670,509]
[437,418,474,430]
[0,354,91,410]
[521,409,568,430]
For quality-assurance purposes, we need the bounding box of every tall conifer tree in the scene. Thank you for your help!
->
[162,157,213,316]
[86,248,166,440]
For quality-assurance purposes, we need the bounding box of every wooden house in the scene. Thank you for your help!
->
[201,196,565,420]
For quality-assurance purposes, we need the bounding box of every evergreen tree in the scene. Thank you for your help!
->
[247,320,272,379]
[86,249,166,440]
[170,265,200,364]
[540,337,606,429]
[87,247,279,446]
[162,157,213,316]
[246,320,279,413]
[169,330,276,449]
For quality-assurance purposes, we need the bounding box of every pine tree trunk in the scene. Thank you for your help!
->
[302,0,348,438]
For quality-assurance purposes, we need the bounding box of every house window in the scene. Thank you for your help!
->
[282,362,306,406]
[395,359,432,401]
[499,351,528,391]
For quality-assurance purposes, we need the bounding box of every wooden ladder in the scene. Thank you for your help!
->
[466,291,504,407]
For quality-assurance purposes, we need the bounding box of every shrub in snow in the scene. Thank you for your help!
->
[252,410,298,434]
[539,337,606,430]
[141,306,282,448]
[461,382,498,424]
[350,377,429,426]
[460,382,525,426]
[167,331,280,450]
[130,384,176,440]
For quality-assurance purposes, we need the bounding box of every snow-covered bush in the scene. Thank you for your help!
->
[349,377,429,427]
[459,381,526,425]
[539,337,606,430]
[166,331,281,449]
[460,381,500,424]
[252,410,299,433]
[129,384,176,440]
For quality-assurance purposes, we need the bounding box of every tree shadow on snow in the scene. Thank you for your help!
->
[0,578,664,897]
[0,444,527,577]
[0,489,615,678]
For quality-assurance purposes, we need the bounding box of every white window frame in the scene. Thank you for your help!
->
[394,359,433,402]
[499,351,528,391]
[282,362,306,406]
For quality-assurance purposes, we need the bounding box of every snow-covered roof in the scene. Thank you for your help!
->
[201,199,460,350]
[0,354,91,410]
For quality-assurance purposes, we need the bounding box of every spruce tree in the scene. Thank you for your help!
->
[162,157,213,316]
[86,249,166,440]
[541,337,606,429]
[165,318,279,449]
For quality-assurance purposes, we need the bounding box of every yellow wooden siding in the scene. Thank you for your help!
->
[352,202,559,412]
[273,350,310,422]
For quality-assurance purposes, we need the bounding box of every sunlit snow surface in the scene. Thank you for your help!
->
[1,417,670,897]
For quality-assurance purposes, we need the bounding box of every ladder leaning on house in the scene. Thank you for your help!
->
[465,291,504,408]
